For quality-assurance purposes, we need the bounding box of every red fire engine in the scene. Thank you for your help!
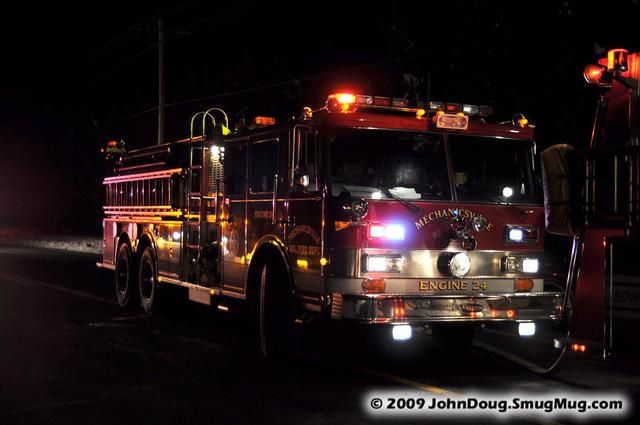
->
[541,47,640,369]
[98,93,562,356]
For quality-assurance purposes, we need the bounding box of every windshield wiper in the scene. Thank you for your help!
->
[479,193,527,216]
[379,187,423,215]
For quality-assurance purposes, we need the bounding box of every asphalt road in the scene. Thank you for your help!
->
[0,244,638,425]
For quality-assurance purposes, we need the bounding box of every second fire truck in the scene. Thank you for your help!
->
[98,94,562,356]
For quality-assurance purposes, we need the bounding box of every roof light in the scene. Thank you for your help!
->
[462,104,480,116]
[392,98,409,107]
[374,97,391,106]
[336,93,356,104]
[327,93,357,113]
[356,94,374,105]
[445,103,462,113]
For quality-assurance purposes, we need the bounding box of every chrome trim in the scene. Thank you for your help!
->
[334,292,562,324]
[357,249,543,280]
[157,275,220,295]
[96,262,116,271]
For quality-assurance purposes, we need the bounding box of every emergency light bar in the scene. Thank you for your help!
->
[326,93,492,122]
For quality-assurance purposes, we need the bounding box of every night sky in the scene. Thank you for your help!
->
[0,0,638,234]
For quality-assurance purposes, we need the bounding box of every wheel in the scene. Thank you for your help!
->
[138,246,158,315]
[115,243,138,308]
[431,323,476,353]
[259,261,295,358]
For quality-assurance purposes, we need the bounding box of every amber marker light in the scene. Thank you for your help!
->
[506,309,516,319]
[362,278,386,293]
[320,257,329,266]
[515,278,534,292]
[416,108,426,119]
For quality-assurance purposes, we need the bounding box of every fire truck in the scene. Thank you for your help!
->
[541,47,640,368]
[98,93,562,356]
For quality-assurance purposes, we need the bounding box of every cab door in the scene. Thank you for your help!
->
[286,127,324,305]
[221,142,248,296]
[246,137,282,261]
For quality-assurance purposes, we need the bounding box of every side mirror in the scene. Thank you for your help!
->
[540,144,582,236]
[294,174,310,190]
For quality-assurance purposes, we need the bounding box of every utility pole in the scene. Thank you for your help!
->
[157,17,165,145]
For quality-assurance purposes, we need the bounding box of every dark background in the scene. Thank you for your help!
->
[0,0,638,234]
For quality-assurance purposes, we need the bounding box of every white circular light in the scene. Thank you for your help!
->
[502,187,514,198]
[371,191,383,200]
[449,252,471,278]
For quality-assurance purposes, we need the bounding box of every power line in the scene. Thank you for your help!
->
[84,0,200,61]
[83,55,404,137]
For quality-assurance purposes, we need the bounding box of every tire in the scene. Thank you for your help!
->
[138,246,158,315]
[259,261,295,358]
[431,323,475,353]
[115,243,138,308]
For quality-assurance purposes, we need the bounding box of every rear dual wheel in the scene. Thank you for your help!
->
[115,244,138,308]
[114,244,158,314]
[138,247,158,315]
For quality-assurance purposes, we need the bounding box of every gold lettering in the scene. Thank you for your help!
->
[419,281,428,291]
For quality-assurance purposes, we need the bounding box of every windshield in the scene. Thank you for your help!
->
[448,135,541,205]
[329,129,451,200]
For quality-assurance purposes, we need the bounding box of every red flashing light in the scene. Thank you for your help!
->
[506,309,516,319]
[336,93,356,104]
[327,93,357,113]
[571,343,587,353]
[393,299,406,319]
[445,103,462,113]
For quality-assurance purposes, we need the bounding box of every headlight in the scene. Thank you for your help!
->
[365,255,403,273]
[502,256,539,274]
[522,258,539,273]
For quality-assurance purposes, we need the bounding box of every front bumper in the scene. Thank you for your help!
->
[330,292,563,324]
